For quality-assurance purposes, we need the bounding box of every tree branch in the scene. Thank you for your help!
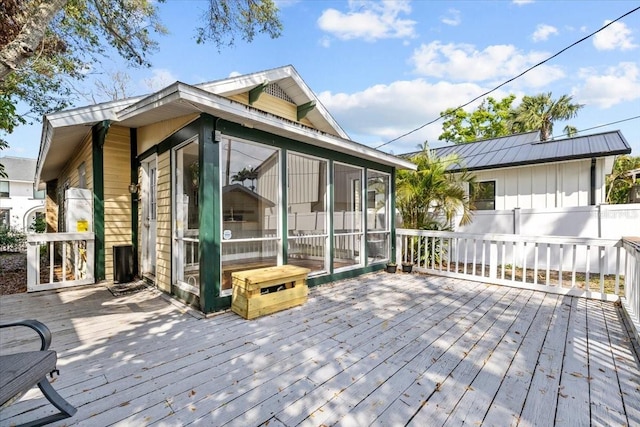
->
[0,0,68,82]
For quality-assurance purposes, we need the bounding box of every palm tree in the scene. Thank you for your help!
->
[508,93,584,141]
[231,168,250,187]
[563,125,578,138]
[396,148,475,230]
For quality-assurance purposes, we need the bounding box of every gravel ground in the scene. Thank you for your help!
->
[0,252,27,295]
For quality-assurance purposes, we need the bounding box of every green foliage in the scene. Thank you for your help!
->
[197,0,282,48]
[0,0,282,163]
[439,95,516,144]
[508,92,584,141]
[30,213,47,233]
[438,92,584,144]
[606,155,640,204]
[0,225,26,252]
[396,147,475,230]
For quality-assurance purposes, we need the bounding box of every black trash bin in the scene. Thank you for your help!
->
[113,245,134,283]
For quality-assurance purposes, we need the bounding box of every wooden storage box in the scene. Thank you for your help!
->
[231,265,310,320]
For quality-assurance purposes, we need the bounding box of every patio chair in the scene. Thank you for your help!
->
[0,319,77,427]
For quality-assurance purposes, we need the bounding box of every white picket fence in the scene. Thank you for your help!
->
[26,232,95,291]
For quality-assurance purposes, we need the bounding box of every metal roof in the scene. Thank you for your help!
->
[427,130,632,172]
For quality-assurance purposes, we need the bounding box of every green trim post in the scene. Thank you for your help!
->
[328,160,335,274]
[281,148,288,263]
[390,168,397,264]
[199,114,221,313]
[130,128,139,276]
[92,120,110,281]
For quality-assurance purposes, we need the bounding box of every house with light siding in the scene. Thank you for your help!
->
[0,156,45,231]
[35,65,415,313]
[430,130,632,211]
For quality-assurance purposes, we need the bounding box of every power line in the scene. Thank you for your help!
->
[376,5,640,150]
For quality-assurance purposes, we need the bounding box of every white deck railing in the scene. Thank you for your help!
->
[396,229,629,302]
[26,232,95,292]
[621,237,640,341]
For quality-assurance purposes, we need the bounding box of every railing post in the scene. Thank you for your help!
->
[489,240,497,279]
[26,238,39,291]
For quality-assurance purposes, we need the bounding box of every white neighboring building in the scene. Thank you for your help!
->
[0,156,45,231]
[432,130,632,210]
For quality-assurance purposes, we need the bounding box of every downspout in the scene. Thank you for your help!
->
[590,158,596,206]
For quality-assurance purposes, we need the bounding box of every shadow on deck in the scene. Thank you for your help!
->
[1,272,639,426]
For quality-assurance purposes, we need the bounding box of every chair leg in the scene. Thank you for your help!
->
[15,378,77,427]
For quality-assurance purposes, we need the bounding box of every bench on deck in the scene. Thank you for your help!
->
[0,320,77,427]
[231,265,311,320]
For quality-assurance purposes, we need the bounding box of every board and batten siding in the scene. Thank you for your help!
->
[471,158,611,210]
[102,125,132,281]
[155,151,172,292]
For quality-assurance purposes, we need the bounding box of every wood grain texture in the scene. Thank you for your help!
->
[0,273,638,426]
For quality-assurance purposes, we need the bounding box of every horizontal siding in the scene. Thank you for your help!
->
[137,114,199,154]
[156,151,172,292]
[229,92,315,129]
[51,135,93,231]
[103,125,132,281]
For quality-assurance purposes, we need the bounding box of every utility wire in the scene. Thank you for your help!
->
[404,115,640,165]
[376,5,640,149]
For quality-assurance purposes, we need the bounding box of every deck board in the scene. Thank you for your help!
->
[1,272,639,427]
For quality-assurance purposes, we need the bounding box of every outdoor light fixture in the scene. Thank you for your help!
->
[128,183,138,194]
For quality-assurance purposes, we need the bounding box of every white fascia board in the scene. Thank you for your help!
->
[45,97,142,129]
[178,85,416,170]
[35,120,54,188]
[195,66,295,96]
[117,82,185,120]
[117,82,415,170]
[196,66,350,140]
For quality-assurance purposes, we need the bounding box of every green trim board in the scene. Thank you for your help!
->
[198,115,221,313]
[91,120,110,281]
[308,263,386,287]
[152,113,400,313]
[215,120,394,174]
[296,101,316,121]
[248,82,268,105]
[328,160,335,275]
[280,148,288,264]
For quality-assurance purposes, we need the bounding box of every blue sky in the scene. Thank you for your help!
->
[3,0,640,159]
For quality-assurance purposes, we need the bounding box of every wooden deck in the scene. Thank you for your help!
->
[1,273,639,426]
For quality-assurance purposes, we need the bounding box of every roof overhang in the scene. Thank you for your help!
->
[36,79,415,186]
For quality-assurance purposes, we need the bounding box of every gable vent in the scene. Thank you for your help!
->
[265,83,294,104]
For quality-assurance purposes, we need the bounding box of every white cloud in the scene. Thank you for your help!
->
[513,0,534,5]
[573,62,640,108]
[532,24,558,42]
[317,0,416,42]
[441,9,461,26]
[142,68,178,92]
[410,41,565,87]
[317,79,501,153]
[593,21,637,51]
